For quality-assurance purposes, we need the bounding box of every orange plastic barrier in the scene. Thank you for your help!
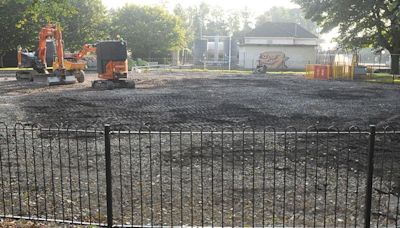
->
[306,64,333,80]
[332,65,353,80]
[306,64,356,80]
[305,64,315,79]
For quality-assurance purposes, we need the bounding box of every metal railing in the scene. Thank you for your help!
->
[0,123,399,227]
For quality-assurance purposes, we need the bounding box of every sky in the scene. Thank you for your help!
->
[102,0,300,15]
[102,0,337,50]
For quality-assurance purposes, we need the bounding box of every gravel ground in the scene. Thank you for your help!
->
[0,71,399,129]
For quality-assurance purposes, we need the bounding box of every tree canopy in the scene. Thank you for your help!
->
[111,4,186,59]
[19,0,109,51]
[293,0,400,74]
[256,6,318,35]
[0,0,108,60]
[173,3,256,49]
[0,0,32,66]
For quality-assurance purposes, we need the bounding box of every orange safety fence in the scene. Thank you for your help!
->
[306,64,354,80]
[305,64,314,79]
[305,64,333,80]
[332,65,353,80]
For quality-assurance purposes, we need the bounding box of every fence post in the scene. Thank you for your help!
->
[364,125,376,228]
[104,124,113,228]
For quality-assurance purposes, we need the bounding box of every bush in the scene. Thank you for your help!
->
[128,58,149,69]
[135,58,148,66]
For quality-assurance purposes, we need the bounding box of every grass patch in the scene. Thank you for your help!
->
[268,71,306,75]
[365,73,400,84]
[0,67,25,71]
[161,68,305,75]
[370,73,395,78]
[0,67,54,71]
[159,68,253,75]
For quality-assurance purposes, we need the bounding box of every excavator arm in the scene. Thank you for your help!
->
[17,46,22,67]
[74,44,97,61]
[37,24,64,71]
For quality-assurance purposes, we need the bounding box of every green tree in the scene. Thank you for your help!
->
[240,7,253,35]
[61,0,110,51]
[174,4,195,47]
[0,0,33,67]
[293,0,400,74]
[111,4,185,59]
[205,6,229,35]
[226,10,242,36]
[174,3,253,39]
[19,0,109,51]
[256,7,318,34]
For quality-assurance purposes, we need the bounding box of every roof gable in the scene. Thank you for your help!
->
[246,22,318,39]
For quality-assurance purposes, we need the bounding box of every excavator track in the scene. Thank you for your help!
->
[92,80,135,90]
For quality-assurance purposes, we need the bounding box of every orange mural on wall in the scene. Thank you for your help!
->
[258,51,290,69]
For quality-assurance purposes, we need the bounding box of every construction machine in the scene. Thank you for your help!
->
[16,41,54,81]
[93,40,135,89]
[75,41,135,89]
[17,24,86,85]
[253,63,268,74]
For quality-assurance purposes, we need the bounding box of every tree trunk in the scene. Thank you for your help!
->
[391,52,399,75]
[0,53,4,68]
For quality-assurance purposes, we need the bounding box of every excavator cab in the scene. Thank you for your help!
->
[96,41,128,79]
[92,40,135,89]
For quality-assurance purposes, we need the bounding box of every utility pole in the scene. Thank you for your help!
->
[228,36,232,71]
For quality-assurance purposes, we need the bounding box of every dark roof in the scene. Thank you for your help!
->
[246,22,317,39]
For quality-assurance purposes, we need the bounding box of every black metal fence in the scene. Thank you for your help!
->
[0,123,399,227]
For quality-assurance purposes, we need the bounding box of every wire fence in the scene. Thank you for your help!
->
[0,123,399,227]
[132,53,399,75]
[131,57,308,72]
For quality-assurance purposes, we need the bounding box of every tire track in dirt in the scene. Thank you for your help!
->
[0,72,399,129]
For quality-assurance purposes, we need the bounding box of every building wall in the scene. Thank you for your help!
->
[244,37,318,46]
[238,45,317,70]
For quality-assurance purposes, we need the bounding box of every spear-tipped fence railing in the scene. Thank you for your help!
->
[0,123,399,227]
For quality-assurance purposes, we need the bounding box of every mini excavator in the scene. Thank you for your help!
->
[17,23,86,85]
[75,41,135,90]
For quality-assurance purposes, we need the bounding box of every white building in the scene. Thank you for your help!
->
[239,22,318,70]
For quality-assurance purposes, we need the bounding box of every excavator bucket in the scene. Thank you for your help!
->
[46,68,85,86]
[16,71,35,81]
[47,75,76,86]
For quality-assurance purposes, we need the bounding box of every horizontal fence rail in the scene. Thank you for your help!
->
[0,123,399,227]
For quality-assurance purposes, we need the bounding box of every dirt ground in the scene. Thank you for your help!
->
[0,71,399,130]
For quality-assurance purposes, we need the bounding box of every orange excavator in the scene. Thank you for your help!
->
[17,24,86,85]
[73,41,135,89]
[18,24,134,89]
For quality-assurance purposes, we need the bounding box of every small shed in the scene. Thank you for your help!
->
[239,22,318,70]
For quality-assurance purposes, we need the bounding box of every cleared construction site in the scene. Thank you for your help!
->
[1,0,400,226]
[0,70,399,129]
